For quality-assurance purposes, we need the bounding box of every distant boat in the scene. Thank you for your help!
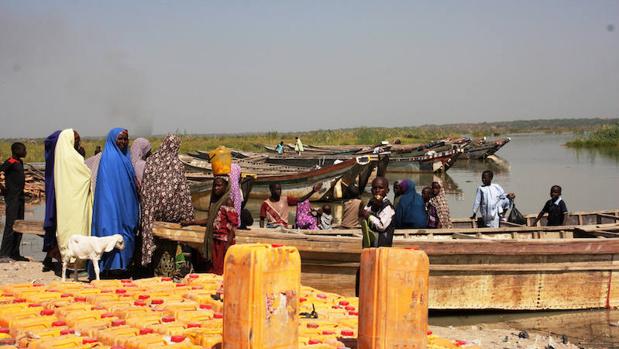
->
[462,137,511,160]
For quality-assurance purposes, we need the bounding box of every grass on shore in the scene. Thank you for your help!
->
[566,123,619,149]
[2,118,618,162]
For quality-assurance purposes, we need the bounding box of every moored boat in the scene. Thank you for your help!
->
[188,155,385,209]
[463,137,511,159]
[148,218,619,310]
[14,209,619,310]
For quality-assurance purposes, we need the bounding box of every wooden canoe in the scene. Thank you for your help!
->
[462,137,511,160]
[15,209,619,310]
[188,155,384,210]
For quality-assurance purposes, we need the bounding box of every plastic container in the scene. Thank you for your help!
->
[223,244,301,348]
[208,146,232,175]
[358,247,429,349]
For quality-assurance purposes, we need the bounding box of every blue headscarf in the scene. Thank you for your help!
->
[394,179,427,229]
[91,128,139,273]
[43,130,62,252]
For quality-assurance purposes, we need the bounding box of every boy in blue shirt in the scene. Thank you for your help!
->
[532,185,568,226]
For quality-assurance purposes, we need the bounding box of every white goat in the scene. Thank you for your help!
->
[62,234,125,282]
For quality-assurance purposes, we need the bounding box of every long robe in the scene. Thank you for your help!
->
[139,134,194,266]
[130,138,151,187]
[91,128,139,272]
[472,183,510,228]
[43,130,61,252]
[394,179,427,229]
[54,129,93,258]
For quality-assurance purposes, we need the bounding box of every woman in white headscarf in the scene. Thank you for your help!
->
[54,129,93,258]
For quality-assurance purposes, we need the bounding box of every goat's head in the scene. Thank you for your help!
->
[112,234,125,251]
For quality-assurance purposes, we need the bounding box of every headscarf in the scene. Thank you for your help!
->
[295,200,318,230]
[394,179,427,228]
[91,128,139,273]
[139,134,194,266]
[43,130,61,252]
[229,163,243,227]
[130,138,151,187]
[54,129,93,258]
[204,177,230,262]
[84,152,101,194]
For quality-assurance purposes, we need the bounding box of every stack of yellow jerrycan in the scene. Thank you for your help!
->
[0,245,479,349]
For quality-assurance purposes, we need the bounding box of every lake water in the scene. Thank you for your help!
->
[244,132,619,224]
[3,132,619,347]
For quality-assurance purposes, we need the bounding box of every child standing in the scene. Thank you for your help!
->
[357,176,395,296]
[470,170,515,228]
[532,185,568,226]
[360,177,396,248]
[422,187,439,229]
[0,142,27,262]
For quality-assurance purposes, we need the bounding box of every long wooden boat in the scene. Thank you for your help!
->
[188,155,384,210]
[463,137,511,160]
[264,149,461,174]
[150,220,619,310]
[14,210,619,310]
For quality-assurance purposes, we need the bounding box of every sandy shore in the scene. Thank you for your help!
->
[0,260,582,349]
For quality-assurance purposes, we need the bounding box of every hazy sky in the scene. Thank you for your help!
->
[1,1,618,138]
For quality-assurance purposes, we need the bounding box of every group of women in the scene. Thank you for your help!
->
[42,128,231,278]
[393,179,452,229]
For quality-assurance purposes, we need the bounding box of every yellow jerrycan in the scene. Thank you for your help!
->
[208,146,232,175]
[223,243,301,349]
[358,247,429,349]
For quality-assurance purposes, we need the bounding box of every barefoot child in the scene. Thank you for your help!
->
[532,185,568,226]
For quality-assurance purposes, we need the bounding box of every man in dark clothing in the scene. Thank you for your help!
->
[532,185,568,226]
[0,142,27,262]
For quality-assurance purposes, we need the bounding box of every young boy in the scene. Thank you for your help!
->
[357,176,395,296]
[422,187,439,229]
[319,204,333,230]
[470,170,515,228]
[532,185,568,226]
[0,142,27,262]
[360,177,395,248]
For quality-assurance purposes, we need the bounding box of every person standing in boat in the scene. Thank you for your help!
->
[259,182,322,228]
[356,176,395,296]
[341,185,364,229]
[294,136,304,155]
[394,179,427,229]
[430,179,453,228]
[275,141,285,156]
[422,187,439,229]
[470,170,514,228]
[532,185,568,226]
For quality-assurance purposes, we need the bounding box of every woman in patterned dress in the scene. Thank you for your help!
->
[138,134,194,267]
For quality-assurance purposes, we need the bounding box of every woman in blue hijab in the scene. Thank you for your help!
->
[394,179,427,229]
[91,128,139,276]
[42,130,62,271]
